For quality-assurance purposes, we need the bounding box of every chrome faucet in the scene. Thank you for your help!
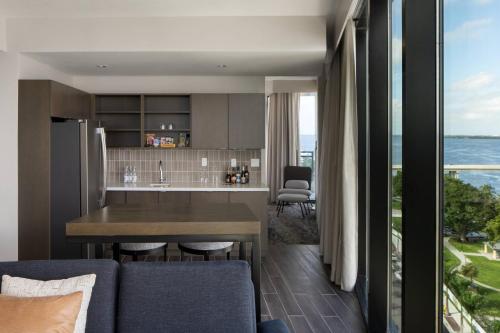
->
[159,160,166,183]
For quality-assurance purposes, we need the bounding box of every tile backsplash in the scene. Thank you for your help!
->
[107,148,262,184]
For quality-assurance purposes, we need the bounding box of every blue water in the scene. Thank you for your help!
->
[392,135,500,192]
[301,135,500,192]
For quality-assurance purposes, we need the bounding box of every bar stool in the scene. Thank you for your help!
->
[178,242,234,261]
[120,243,168,262]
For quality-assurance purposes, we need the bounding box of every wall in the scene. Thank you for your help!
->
[0,52,19,260]
[107,148,262,185]
[0,18,6,51]
[0,53,76,260]
[73,75,264,94]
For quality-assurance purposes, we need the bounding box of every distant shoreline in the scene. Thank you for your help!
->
[391,135,500,139]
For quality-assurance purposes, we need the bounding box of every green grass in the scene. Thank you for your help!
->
[444,247,460,271]
[480,287,500,317]
[392,217,402,233]
[392,199,401,210]
[450,239,484,253]
[466,255,500,290]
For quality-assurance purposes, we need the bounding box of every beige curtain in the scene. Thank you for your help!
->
[317,20,358,291]
[267,93,300,203]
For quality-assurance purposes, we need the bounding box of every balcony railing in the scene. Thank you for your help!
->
[299,150,315,192]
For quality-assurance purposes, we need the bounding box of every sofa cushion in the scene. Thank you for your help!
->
[118,261,256,333]
[0,260,118,333]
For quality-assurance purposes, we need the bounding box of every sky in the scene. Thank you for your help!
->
[299,94,317,135]
[392,0,500,136]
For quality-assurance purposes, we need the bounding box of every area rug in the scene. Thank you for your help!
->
[268,204,320,245]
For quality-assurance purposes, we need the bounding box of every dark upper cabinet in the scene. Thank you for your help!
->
[191,94,229,149]
[50,81,90,119]
[228,94,265,149]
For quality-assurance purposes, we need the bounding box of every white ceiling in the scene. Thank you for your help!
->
[0,0,335,18]
[2,0,333,76]
[25,51,325,76]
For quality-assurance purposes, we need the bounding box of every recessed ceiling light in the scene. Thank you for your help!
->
[96,64,108,69]
[217,64,227,68]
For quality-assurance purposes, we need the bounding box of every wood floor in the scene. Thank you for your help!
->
[119,244,367,333]
[261,245,366,333]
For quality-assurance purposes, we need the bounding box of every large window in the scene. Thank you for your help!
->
[299,93,317,192]
[390,0,403,331]
[442,1,500,332]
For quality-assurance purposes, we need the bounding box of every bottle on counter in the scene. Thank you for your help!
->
[243,165,250,184]
[225,168,232,184]
[236,167,242,184]
[231,168,237,184]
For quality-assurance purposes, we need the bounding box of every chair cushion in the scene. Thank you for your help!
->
[278,188,312,196]
[178,242,234,251]
[117,261,256,333]
[277,193,309,202]
[284,180,309,190]
[120,243,166,252]
[0,260,118,333]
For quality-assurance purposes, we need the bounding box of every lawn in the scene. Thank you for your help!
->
[476,284,500,317]
[392,216,402,233]
[466,255,500,290]
[444,247,460,271]
[450,239,483,254]
[392,199,401,211]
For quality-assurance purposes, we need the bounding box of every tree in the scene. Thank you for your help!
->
[484,215,500,243]
[392,171,403,198]
[459,290,485,315]
[444,176,498,242]
[460,262,479,284]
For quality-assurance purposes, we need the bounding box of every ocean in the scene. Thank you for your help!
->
[300,135,500,192]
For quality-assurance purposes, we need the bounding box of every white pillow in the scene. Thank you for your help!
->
[1,274,96,333]
[285,179,309,190]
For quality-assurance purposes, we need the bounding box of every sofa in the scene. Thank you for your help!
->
[0,259,288,333]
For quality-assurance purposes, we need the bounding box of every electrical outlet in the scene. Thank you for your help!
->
[251,158,260,167]
[201,158,208,167]
[231,158,237,167]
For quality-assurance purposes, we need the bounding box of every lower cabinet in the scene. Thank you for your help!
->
[159,192,191,205]
[190,192,229,203]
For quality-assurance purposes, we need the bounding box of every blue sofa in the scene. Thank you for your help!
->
[0,259,288,333]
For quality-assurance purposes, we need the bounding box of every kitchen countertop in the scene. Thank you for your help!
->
[106,182,270,192]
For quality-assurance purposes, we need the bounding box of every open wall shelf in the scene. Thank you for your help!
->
[93,94,191,148]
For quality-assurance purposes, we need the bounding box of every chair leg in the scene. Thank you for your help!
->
[299,203,305,218]
[180,251,184,262]
[226,251,231,260]
[163,245,167,262]
[132,253,138,262]
[276,201,281,211]
[277,201,281,217]
[204,254,210,261]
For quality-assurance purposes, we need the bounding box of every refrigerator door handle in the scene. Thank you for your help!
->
[97,128,107,208]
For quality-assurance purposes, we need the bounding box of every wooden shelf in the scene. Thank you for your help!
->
[106,129,141,132]
[144,129,190,132]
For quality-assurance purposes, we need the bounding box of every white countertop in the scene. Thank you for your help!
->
[106,182,270,192]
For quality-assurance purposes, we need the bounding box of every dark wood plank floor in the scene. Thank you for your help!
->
[261,245,366,333]
[119,244,366,333]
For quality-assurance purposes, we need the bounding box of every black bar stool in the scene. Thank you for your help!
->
[178,242,234,261]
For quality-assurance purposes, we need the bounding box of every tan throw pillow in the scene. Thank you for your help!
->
[1,274,96,333]
[0,291,83,333]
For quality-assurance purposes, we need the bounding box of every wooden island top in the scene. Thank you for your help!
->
[66,203,261,237]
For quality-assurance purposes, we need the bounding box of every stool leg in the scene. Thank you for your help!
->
[204,254,209,261]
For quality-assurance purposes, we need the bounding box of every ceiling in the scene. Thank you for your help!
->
[0,0,335,18]
[25,51,325,76]
[2,0,334,76]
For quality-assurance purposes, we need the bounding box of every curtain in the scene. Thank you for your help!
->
[317,19,358,291]
[267,93,300,203]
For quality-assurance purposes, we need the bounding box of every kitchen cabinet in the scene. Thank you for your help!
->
[159,192,191,204]
[50,81,90,119]
[190,192,229,203]
[191,94,229,149]
[230,192,268,255]
[126,192,159,205]
[228,94,265,149]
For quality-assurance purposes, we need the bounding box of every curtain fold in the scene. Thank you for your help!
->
[317,19,358,291]
[266,93,300,203]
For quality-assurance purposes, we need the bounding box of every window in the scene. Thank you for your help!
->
[299,93,317,192]
[442,1,500,332]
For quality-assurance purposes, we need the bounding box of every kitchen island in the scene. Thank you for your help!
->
[66,202,262,321]
[106,182,270,255]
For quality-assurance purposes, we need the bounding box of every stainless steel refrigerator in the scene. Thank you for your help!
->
[51,119,107,259]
